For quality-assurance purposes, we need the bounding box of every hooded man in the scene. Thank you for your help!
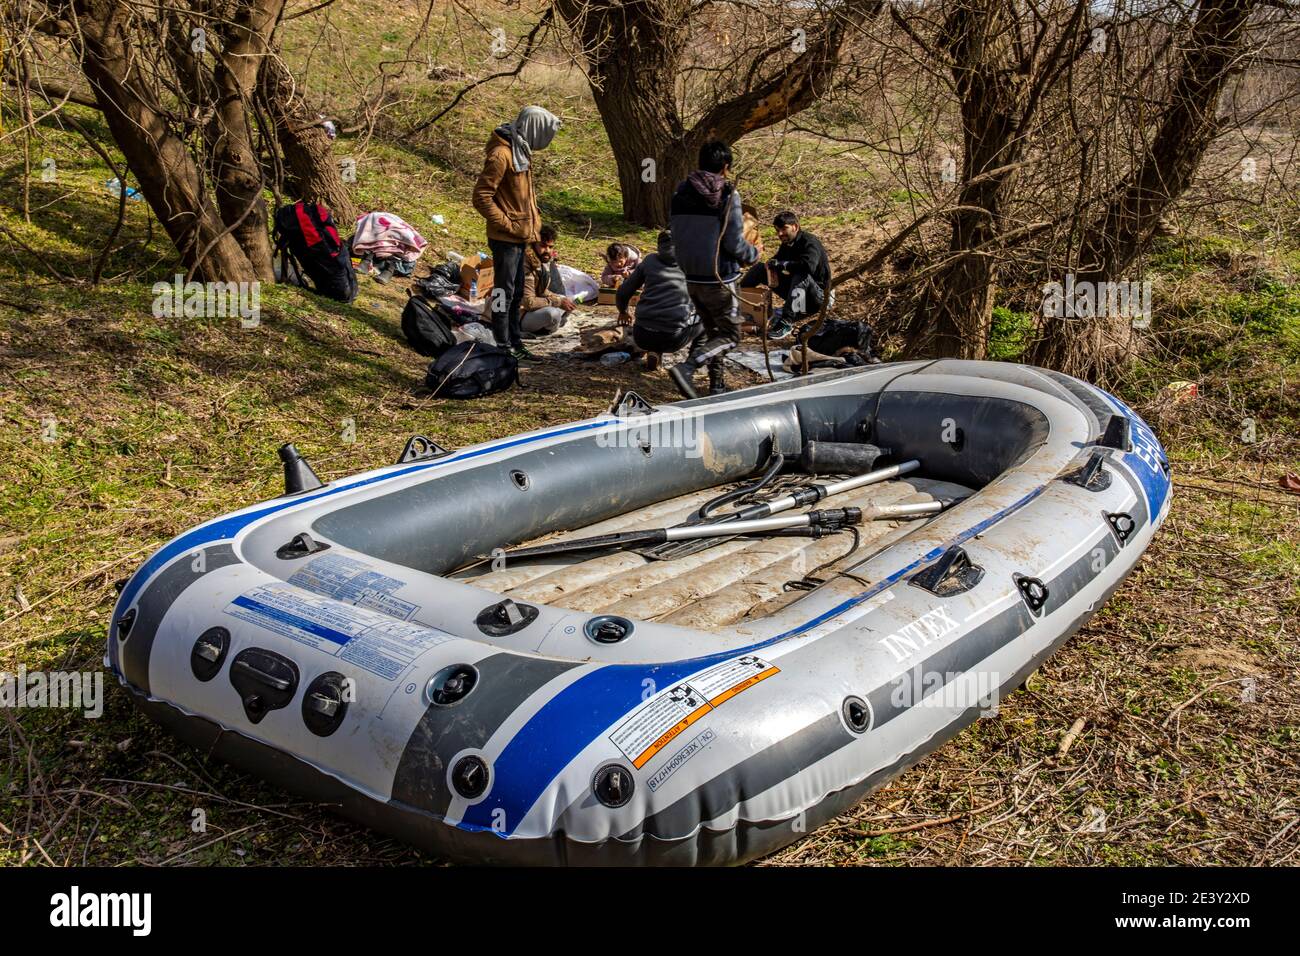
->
[473,105,562,360]
[666,139,759,397]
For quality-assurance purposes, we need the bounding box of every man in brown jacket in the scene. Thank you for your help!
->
[472,105,562,360]
[519,224,578,336]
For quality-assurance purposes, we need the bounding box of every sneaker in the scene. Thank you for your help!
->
[511,345,538,362]
[766,318,793,340]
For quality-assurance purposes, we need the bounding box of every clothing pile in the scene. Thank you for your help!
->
[351,211,428,283]
[781,318,880,373]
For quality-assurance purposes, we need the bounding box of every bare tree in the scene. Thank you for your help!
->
[548,0,885,225]
[4,0,355,282]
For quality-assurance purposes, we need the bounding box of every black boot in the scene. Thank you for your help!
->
[708,360,727,396]
[670,336,733,400]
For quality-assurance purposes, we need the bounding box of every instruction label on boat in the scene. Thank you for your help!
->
[610,656,778,770]
[288,553,420,620]
[225,584,453,680]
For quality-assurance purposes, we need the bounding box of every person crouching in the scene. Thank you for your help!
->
[617,230,700,373]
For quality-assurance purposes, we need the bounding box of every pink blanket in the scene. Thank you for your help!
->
[351,211,428,262]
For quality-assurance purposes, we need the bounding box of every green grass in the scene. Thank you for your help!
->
[988,305,1035,361]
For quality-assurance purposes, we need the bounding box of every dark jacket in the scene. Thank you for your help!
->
[668,173,758,284]
[771,229,830,298]
[472,132,541,244]
[620,233,693,335]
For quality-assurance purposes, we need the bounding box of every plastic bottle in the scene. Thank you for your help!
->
[600,351,631,366]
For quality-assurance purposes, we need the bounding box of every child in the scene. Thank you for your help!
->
[617,231,699,372]
[601,242,641,286]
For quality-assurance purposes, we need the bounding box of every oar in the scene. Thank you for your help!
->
[497,508,866,562]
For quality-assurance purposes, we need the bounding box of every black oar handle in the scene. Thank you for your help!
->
[501,528,668,562]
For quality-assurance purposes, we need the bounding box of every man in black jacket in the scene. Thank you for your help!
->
[740,210,831,338]
[666,140,760,397]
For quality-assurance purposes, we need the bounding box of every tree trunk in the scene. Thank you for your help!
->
[204,0,285,281]
[260,52,356,225]
[1032,0,1257,373]
[76,0,256,282]
[907,0,1026,360]
[555,0,882,226]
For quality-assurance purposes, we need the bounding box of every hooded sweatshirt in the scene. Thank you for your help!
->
[472,106,562,244]
[668,170,758,284]
[618,232,693,335]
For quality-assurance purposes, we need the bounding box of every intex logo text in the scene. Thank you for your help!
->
[50,886,151,936]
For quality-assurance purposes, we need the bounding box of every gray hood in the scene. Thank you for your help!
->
[495,106,562,173]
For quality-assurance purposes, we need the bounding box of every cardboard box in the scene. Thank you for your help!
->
[739,286,781,326]
[597,280,638,308]
[458,254,493,298]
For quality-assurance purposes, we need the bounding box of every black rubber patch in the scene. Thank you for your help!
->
[593,764,635,808]
[842,696,871,734]
[451,755,490,799]
[1015,574,1049,614]
[230,648,300,724]
[910,546,985,597]
[190,627,230,682]
[1062,450,1113,491]
[302,671,351,737]
[475,598,539,636]
[276,532,330,560]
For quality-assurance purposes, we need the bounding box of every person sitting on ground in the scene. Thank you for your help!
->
[617,230,699,373]
[519,224,579,337]
[601,243,641,287]
[739,210,831,339]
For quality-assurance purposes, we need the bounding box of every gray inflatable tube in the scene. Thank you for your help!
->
[107,360,1171,865]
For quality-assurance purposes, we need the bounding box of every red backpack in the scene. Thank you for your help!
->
[272,201,358,303]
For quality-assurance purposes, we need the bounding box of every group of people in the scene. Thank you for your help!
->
[474,105,832,397]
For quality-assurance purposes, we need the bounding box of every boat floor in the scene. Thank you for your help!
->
[456,474,975,632]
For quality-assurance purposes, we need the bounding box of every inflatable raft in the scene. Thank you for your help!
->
[108,359,1170,865]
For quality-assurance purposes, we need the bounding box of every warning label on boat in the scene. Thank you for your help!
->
[610,656,778,769]
[225,584,453,681]
[288,553,419,620]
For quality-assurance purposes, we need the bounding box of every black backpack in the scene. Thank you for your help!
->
[425,342,518,399]
[401,293,457,357]
[806,318,875,358]
[273,201,358,303]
